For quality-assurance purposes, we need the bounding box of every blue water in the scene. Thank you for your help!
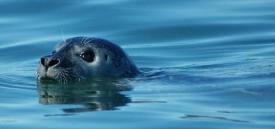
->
[0,0,275,129]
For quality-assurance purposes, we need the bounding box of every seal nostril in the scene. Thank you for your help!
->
[48,59,60,67]
[41,58,46,66]
[104,54,108,61]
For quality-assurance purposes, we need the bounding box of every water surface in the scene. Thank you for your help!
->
[0,0,275,129]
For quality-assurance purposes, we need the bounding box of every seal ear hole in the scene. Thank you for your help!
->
[80,50,95,63]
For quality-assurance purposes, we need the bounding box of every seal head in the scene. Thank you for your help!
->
[37,37,139,83]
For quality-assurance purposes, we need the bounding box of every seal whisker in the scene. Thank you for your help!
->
[81,37,89,44]
[60,29,66,43]
[84,38,93,45]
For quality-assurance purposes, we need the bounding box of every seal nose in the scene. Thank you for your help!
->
[41,56,60,69]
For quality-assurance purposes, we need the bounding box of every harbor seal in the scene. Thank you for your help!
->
[37,37,139,84]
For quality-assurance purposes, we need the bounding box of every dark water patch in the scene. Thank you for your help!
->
[180,114,249,123]
[44,113,75,117]
[131,100,166,104]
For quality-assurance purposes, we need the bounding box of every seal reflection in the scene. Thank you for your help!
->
[37,79,132,113]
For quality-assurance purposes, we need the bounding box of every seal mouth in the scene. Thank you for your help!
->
[37,70,82,84]
[39,76,59,84]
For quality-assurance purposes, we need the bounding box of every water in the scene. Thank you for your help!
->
[0,0,275,129]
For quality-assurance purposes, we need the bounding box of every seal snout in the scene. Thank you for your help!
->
[40,55,60,70]
[38,55,63,83]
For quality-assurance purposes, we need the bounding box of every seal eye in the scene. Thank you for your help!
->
[80,50,95,62]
